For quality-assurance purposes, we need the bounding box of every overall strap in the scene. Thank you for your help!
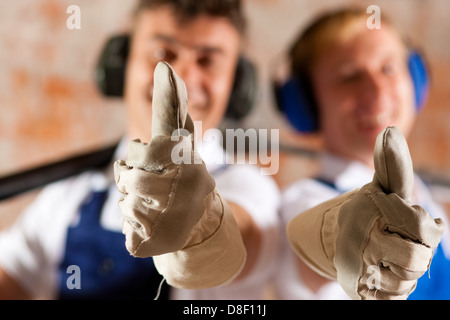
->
[58,189,169,300]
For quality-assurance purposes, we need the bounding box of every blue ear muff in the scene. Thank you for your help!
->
[408,50,430,112]
[274,76,318,133]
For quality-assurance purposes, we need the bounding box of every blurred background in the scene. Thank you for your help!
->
[1,0,450,228]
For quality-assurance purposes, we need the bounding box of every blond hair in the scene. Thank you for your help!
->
[290,8,405,79]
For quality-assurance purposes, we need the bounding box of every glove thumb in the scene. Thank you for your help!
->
[151,61,193,138]
[373,126,414,202]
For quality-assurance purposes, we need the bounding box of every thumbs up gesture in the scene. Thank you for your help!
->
[287,126,445,300]
[114,62,246,288]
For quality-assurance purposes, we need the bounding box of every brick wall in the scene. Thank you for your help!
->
[0,0,134,224]
[0,0,133,177]
[1,0,450,223]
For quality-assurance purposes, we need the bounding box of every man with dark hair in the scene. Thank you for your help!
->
[0,0,281,299]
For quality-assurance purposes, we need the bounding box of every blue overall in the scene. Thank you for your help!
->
[316,178,450,300]
[58,190,170,300]
[408,241,450,300]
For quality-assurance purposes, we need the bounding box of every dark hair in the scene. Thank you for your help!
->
[133,0,246,35]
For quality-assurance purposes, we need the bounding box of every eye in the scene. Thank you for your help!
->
[382,62,398,76]
[335,64,362,84]
[152,47,177,63]
[338,70,361,83]
[153,47,166,60]
[162,49,177,63]
[197,54,213,68]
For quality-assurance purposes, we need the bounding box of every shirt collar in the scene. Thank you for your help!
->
[318,152,375,192]
[195,130,228,174]
[318,151,431,205]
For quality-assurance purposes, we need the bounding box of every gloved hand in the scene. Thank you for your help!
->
[114,61,246,289]
[287,126,445,300]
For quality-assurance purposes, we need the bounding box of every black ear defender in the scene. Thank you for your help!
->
[95,34,257,121]
[225,56,258,120]
[95,34,130,97]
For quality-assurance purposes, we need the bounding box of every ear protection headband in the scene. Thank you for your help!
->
[95,34,257,121]
[274,50,430,133]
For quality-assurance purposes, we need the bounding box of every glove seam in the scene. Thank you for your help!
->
[132,163,182,256]
[181,191,225,250]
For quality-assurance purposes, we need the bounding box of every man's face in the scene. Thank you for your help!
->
[311,25,416,165]
[125,6,241,142]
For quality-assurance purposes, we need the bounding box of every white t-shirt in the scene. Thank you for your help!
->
[274,152,450,300]
[0,137,281,299]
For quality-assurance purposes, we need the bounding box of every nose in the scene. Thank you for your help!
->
[169,56,202,95]
[359,71,390,114]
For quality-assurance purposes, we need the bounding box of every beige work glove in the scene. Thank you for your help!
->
[287,126,445,300]
[114,62,246,289]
